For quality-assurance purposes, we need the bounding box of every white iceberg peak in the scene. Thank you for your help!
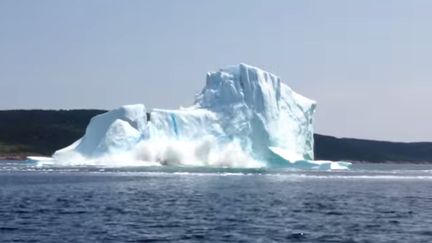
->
[35,63,349,170]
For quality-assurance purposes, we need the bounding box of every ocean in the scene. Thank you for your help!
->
[0,161,431,242]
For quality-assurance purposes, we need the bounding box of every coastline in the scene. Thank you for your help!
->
[0,154,41,161]
[1,153,431,164]
[1,110,432,164]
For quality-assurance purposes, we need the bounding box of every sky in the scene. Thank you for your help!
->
[1,0,431,142]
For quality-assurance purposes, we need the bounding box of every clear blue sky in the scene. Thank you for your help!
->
[1,0,431,142]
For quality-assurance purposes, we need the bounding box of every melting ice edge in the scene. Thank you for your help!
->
[31,64,351,170]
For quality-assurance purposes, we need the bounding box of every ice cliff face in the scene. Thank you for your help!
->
[41,64,350,169]
[196,64,316,162]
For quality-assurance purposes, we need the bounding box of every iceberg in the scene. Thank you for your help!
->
[35,63,350,169]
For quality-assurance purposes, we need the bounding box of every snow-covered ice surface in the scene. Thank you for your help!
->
[34,64,350,170]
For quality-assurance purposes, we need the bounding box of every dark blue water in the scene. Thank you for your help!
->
[1,161,432,242]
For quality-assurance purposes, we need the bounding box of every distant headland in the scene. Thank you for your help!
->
[0,109,431,163]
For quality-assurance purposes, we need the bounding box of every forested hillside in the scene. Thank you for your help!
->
[1,110,431,162]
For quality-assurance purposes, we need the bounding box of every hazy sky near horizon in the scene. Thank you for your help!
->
[1,0,431,142]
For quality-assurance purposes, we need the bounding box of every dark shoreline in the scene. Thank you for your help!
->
[0,155,40,161]
[1,110,432,163]
[2,155,431,164]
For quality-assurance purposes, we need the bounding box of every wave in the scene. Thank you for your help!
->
[8,161,432,180]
